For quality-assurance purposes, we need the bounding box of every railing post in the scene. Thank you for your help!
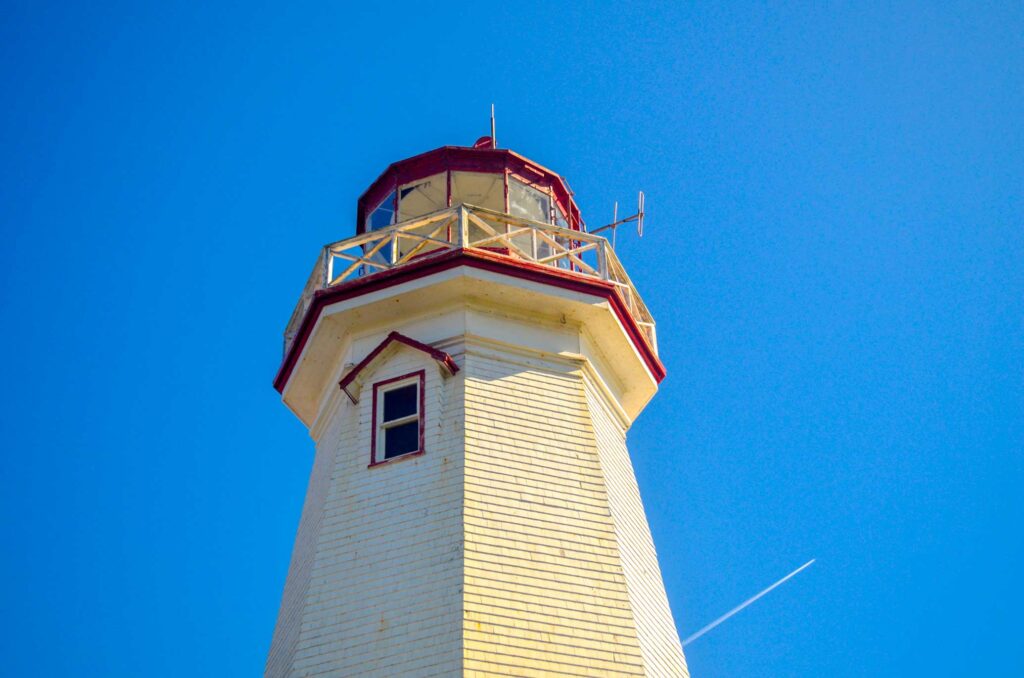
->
[458,205,469,248]
[597,241,608,281]
[390,231,398,265]
[321,247,330,289]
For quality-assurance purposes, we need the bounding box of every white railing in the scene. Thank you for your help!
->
[283,204,657,356]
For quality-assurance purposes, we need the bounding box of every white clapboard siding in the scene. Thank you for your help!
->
[268,346,465,677]
[584,375,690,677]
[265,404,342,678]
[268,339,687,676]
[462,351,649,676]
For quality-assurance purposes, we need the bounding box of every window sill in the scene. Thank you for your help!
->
[367,449,425,469]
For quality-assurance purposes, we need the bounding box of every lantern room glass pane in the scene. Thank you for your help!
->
[509,179,551,223]
[554,204,569,229]
[397,173,447,222]
[366,190,397,231]
[450,171,504,212]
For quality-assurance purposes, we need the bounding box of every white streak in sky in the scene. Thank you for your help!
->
[681,559,816,647]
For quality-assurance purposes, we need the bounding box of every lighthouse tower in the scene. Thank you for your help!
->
[266,141,689,677]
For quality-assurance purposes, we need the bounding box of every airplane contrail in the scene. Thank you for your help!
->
[681,559,816,647]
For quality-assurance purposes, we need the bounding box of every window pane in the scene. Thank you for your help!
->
[554,206,569,229]
[366,190,396,231]
[509,179,551,223]
[383,384,417,422]
[451,171,504,211]
[398,173,447,221]
[384,421,419,458]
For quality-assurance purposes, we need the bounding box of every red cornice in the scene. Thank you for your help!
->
[338,332,458,404]
[273,249,665,393]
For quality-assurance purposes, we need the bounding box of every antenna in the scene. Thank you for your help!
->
[637,190,645,237]
[590,190,647,244]
[490,104,496,148]
[612,201,618,249]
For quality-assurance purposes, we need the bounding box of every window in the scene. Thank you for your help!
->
[365,190,397,231]
[362,190,397,268]
[450,171,504,211]
[509,178,552,223]
[397,173,447,221]
[553,201,570,229]
[371,371,425,465]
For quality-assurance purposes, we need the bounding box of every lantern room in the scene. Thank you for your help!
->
[276,138,665,423]
[356,141,584,234]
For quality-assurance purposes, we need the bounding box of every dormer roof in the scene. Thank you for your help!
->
[338,331,459,403]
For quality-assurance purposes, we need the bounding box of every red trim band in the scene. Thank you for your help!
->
[273,249,665,393]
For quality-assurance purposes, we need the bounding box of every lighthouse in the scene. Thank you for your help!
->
[266,140,689,677]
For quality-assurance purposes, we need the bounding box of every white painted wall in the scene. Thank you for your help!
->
[266,403,342,677]
[268,345,465,677]
[269,310,687,676]
[462,349,648,676]
[584,375,690,677]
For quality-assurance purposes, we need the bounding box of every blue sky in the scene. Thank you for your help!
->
[1,2,1020,676]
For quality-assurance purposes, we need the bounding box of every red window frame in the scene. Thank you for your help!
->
[369,370,426,467]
